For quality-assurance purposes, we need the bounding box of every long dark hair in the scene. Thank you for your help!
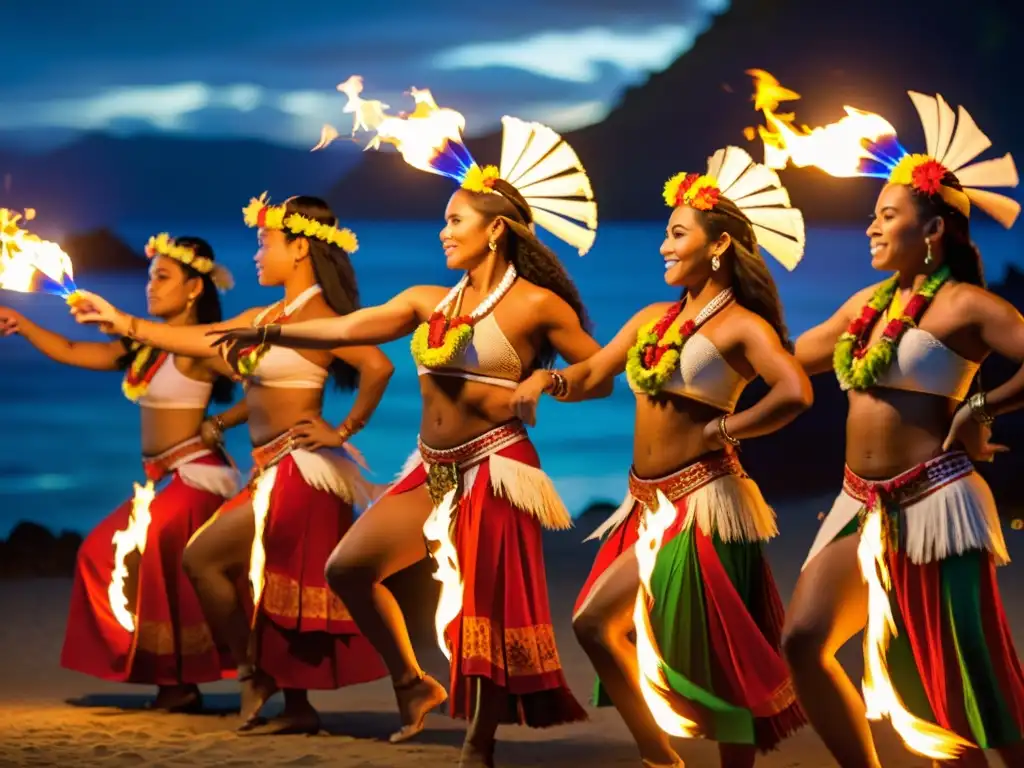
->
[909,174,986,288]
[120,236,234,404]
[694,198,793,351]
[463,180,591,368]
[282,195,360,390]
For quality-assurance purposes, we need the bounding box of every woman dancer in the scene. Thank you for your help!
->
[210,97,603,764]
[1,234,242,711]
[781,92,1024,767]
[69,196,392,734]
[512,147,811,767]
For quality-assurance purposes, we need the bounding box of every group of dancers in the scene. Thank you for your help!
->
[2,83,1023,768]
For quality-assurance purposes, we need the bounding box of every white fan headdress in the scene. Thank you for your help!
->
[332,80,597,256]
[663,145,806,271]
[858,92,1019,228]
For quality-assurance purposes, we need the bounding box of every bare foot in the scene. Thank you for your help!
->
[641,757,685,767]
[388,673,448,744]
[238,703,321,737]
[459,738,495,768]
[237,669,278,730]
[150,685,202,713]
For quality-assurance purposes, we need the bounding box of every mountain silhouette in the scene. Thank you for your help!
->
[328,0,1022,223]
[0,134,358,230]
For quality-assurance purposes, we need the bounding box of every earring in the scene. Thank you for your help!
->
[488,239,497,252]
[711,254,721,272]
[924,238,933,265]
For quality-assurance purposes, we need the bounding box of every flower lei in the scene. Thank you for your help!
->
[230,285,323,378]
[145,233,214,274]
[122,344,170,402]
[410,264,517,369]
[833,265,952,391]
[625,289,734,396]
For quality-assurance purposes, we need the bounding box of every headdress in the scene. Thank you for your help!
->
[662,146,806,271]
[144,233,234,291]
[242,193,360,254]
[857,93,1019,228]
[331,82,597,256]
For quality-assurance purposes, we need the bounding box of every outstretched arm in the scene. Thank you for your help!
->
[69,290,263,359]
[0,306,125,371]
[214,288,423,351]
[713,316,813,444]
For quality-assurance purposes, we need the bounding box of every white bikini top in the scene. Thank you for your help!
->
[136,354,213,409]
[246,285,329,390]
[627,333,748,412]
[874,328,979,400]
[416,312,524,389]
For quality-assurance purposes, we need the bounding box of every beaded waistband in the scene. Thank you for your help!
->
[142,436,211,482]
[842,451,973,507]
[628,451,745,509]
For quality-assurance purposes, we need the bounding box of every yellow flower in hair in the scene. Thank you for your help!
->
[461,164,500,194]
[242,193,359,253]
[663,173,721,210]
[889,154,933,187]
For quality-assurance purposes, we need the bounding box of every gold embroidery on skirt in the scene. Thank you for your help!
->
[135,619,215,656]
[426,461,461,508]
[261,570,352,621]
[460,616,562,676]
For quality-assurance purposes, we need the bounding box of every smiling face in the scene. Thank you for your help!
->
[439,189,499,270]
[253,228,305,286]
[866,183,937,272]
[146,255,200,318]
[660,205,721,287]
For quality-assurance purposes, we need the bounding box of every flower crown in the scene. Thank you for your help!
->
[242,193,359,254]
[145,232,234,291]
[858,93,1019,228]
[324,79,597,256]
[663,173,721,211]
[661,147,806,271]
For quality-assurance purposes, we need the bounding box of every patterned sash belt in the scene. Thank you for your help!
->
[142,436,211,483]
[251,431,294,476]
[842,451,973,510]
[418,421,528,507]
[628,451,746,509]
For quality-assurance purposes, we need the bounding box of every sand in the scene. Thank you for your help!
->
[1,511,1020,767]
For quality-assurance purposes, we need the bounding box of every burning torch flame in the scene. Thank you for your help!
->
[108,481,155,632]
[0,208,78,299]
[633,489,700,738]
[746,69,898,177]
[248,465,278,606]
[422,487,463,661]
[312,75,391,151]
[856,506,972,760]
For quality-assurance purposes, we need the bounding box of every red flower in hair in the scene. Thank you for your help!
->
[911,159,947,196]
[674,174,701,206]
[690,186,720,211]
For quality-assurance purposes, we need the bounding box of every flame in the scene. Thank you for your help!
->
[856,506,973,760]
[248,465,278,606]
[747,69,897,177]
[313,74,390,151]
[0,208,78,298]
[633,490,700,738]
[364,89,469,172]
[422,487,464,660]
[108,481,156,632]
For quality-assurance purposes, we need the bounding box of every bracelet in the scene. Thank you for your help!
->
[718,414,740,447]
[546,370,569,399]
[967,392,994,425]
[213,415,226,433]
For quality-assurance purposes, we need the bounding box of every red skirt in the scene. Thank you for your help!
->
[61,439,237,685]
[391,422,587,727]
[242,436,387,690]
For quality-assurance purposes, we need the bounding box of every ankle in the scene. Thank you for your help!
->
[393,670,425,689]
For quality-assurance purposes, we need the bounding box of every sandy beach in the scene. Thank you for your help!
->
[1,508,1020,768]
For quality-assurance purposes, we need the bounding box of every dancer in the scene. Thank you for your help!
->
[1,234,243,711]
[69,196,392,734]
[511,147,811,767]
[209,90,602,765]
[781,92,1024,768]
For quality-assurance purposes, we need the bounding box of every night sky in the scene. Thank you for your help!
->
[4,0,728,151]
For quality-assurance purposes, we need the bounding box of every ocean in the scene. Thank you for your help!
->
[1,220,1021,538]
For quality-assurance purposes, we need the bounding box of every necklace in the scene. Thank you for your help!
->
[411,263,517,368]
[235,284,323,377]
[626,288,734,396]
[833,266,951,391]
[122,344,170,402]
